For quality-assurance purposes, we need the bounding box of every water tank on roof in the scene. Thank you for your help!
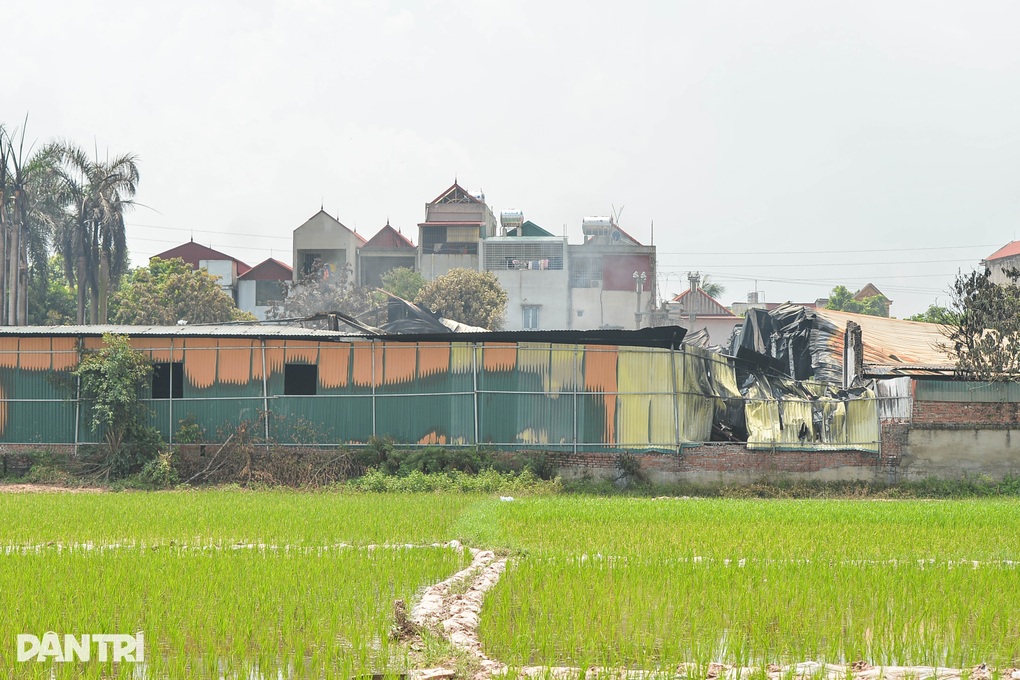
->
[500,209,524,233]
[582,217,615,237]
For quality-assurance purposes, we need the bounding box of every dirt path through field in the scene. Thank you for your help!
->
[410,550,1020,680]
[0,483,104,493]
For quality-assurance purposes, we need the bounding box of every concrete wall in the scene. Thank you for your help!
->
[547,444,887,486]
[544,398,1020,485]
[571,288,648,330]
[236,280,272,321]
[418,253,478,280]
[888,399,1020,481]
[493,268,570,331]
[987,253,1020,285]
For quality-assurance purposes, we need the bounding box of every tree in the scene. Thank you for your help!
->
[380,266,426,301]
[825,285,889,317]
[943,267,1020,380]
[414,268,508,330]
[112,257,255,325]
[27,255,76,325]
[268,261,383,329]
[73,333,161,476]
[701,275,725,299]
[906,303,960,325]
[0,121,64,325]
[55,144,139,324]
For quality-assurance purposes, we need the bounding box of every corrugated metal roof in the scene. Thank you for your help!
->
[0,325,364,339]
[0,324,688,348]
[812,308,952,367]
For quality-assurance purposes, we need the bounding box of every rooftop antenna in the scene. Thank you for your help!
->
[650,219,654,246]
[612,204,625,226]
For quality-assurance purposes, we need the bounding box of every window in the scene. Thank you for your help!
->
[284,364,317,395]
[522,306,540,330]
[255,280,286,307]
[302,253,321,275]
[152,362,184,399]
[569,257,603,288]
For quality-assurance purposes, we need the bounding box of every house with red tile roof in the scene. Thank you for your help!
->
[417,183,497,279]
[237,258,293,320]
[152,239,251,302]
[982,241,1020,285]
[666,274,741,345]
[359,221,417,288]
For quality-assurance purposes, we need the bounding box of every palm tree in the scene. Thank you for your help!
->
[0,122,63,325]
[701,275,725,300]
[55,145,139,323]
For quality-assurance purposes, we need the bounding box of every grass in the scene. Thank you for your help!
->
[477,497,1020,670]
[3,490,1020,675]
[0,490,477,678]
[0,487,477,545]
[2,545,466,678]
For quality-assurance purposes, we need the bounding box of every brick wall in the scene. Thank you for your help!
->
[547,443,887,485]
[912,400,1020,427]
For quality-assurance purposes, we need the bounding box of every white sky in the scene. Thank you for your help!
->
[7,0,1020,317]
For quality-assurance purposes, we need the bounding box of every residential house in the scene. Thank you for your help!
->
[152,240,250,303]
[480,215,569,331]
[667,274,741,345]
[853,282,892,315]
[359,221,417,288]
[568,217,656,329]
[292,209,366,283]
[236,258,293,320]
[982,241,1020,285]
[417,183,497,279]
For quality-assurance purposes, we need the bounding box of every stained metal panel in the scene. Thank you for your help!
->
[913,379,1019,403]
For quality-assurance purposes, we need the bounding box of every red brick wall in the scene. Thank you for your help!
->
[912,400,1020,427]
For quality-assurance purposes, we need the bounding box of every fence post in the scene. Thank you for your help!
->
[168,337,175,447]
[573,344,579,456]
[670,347,681,453]
[371,339,377,438]
[73,335,82,458]
[261,338,270,452]
[471,342,480,446]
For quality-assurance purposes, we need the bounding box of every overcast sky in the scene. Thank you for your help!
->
[7,0,1020,316]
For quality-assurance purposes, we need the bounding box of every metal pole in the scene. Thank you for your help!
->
[261,338,270,452]
[168,338,174,447]
[670,346,681,453]
[371,339,377,437]
[471,342,480,446]
[572,344,579,455]
[73,335,82,457]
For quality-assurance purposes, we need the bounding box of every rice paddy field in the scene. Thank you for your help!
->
[1,490,1019,677]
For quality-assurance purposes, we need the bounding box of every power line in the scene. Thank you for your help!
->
[656,244,997,256]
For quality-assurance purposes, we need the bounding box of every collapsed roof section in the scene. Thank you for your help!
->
[733,303,953,385]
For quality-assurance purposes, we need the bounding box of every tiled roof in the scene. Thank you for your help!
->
[153,240,251,275]
[984,241,1020,262]
[238,258,292,281]
[670,288,737,317]
[362,223,415,249]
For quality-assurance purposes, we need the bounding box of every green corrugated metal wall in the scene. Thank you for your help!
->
[0,335,881,452]
[914,379,1020,403]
